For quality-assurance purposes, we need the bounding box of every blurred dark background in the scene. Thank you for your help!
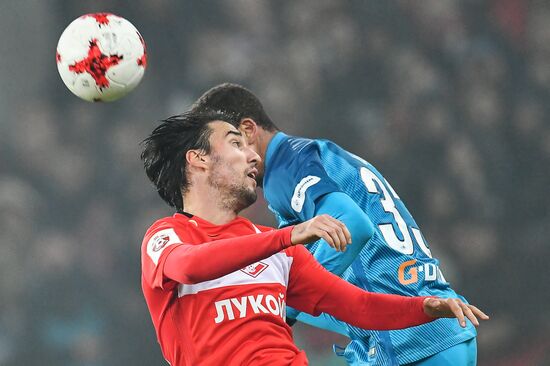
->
[1,0,549,365]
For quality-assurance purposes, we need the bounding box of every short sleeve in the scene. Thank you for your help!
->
[141,221,186,290]
[265,139,341,225]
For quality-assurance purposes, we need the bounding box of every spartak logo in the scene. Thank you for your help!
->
[240,262,269,278]
[151,234,170,252]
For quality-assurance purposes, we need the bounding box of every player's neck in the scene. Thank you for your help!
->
[182,187,238,225]
[256,129,277,163]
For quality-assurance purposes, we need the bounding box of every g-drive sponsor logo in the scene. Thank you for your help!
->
[214,293,286,323]
[398,260,446,285]
[291,176,321,213]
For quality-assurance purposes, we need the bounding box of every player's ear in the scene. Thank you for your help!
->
[186,149,208,170]
[239,118,258,144]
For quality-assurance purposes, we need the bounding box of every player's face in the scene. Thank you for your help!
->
[236,121,266,187]
[206,121,260,212]
[251,146,265,187]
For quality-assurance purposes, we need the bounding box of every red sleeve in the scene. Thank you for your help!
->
[141,222,187,291]
[142,222,294,290]
[253,223,277,233]
[286,246,434,330]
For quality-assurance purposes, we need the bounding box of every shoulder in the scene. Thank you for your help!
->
[144,214,188,236]
[142,213,196,249]
[268,135,324,174]
[281,135,320,157]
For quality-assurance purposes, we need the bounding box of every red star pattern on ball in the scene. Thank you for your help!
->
[81,13,113,26]
[68,39,123,89]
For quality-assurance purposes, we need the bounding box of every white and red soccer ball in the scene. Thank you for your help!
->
[56,13,147,102]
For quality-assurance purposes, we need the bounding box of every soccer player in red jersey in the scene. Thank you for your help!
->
[140,111,488,366]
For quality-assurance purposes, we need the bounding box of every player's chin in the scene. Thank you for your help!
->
[246,187,257,202]
[247,176,257,188]
[236,187,258,210]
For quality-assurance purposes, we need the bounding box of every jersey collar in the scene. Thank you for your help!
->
[174,211,250,229]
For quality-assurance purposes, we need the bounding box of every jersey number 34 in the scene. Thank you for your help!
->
[360,167,432,257]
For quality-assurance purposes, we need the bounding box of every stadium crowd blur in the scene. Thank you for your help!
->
[1,0,549,365]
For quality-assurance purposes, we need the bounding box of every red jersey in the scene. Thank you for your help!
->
[141,213,433,366]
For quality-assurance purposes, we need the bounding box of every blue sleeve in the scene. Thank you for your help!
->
[311,192,374,276]
[286,192,374,334]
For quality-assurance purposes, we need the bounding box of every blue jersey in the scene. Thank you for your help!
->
[263,132,476,365]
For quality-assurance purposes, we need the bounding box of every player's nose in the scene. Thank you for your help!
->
[245,146,261,165]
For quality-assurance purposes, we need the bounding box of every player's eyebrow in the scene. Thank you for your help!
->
[225,130,242,137]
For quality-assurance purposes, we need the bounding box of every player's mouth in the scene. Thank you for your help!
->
[246,169,258,183]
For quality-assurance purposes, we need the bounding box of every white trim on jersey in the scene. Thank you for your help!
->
[251,224,262,233]
[178,252,293,298]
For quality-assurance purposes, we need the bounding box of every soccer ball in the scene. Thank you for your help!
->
[56,13,147,102]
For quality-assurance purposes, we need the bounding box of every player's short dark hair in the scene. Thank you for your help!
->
[141,110,234,211]
[191,83,279,132]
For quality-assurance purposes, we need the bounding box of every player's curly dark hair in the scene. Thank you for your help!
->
[141,110,235,210]
[191,83,279,132]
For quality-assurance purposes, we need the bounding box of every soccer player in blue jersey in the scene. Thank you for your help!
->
[191,83,488,366]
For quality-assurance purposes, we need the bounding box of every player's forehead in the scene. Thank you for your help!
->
[208,120,243,141]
